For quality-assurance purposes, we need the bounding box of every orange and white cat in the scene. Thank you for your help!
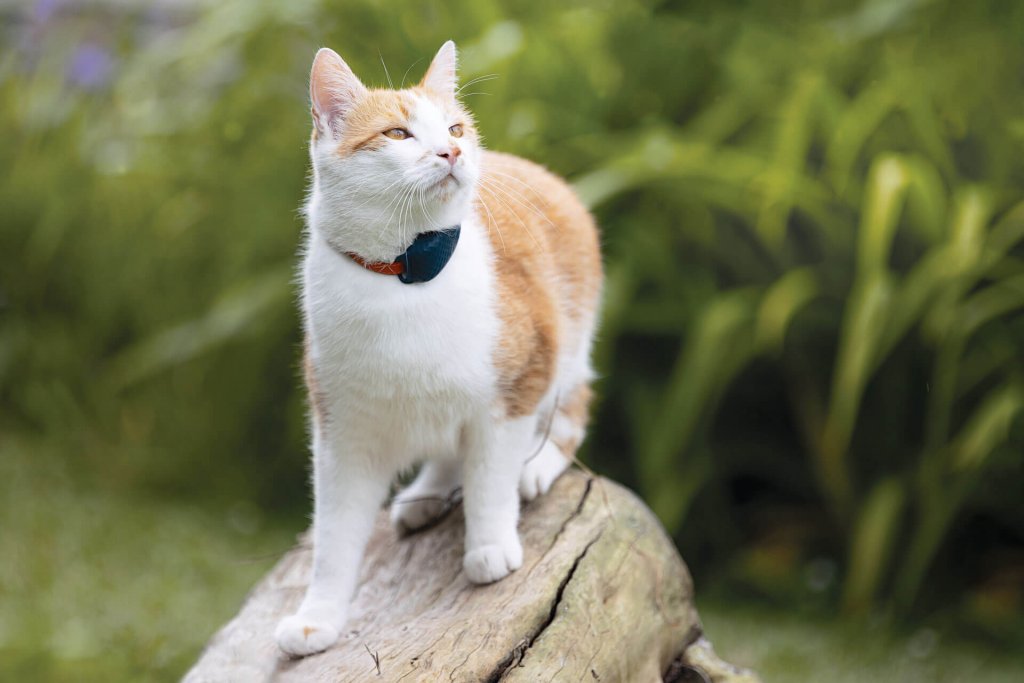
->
[275,41,602,656]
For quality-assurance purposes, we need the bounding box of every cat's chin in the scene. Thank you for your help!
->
[426,173,470,207]
[432,172,460,191]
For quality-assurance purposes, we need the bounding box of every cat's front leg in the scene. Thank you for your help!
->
[461,414,532,584]
[275,434,390,657]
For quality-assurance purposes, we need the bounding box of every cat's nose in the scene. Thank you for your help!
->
[437,147,461,167]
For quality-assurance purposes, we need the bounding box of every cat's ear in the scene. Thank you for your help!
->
[421,40,458,98]
[310,47,367,136]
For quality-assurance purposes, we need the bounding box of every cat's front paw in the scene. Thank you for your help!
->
[275,612,340,657]
[463,535,523,584]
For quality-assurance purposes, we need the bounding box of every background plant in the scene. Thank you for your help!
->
[2,0,1023,676]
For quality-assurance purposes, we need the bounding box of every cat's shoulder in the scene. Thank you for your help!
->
[476,149,598,250]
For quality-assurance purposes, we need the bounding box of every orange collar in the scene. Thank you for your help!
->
[345,251,405,276]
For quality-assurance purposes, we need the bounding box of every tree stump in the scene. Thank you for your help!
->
[185,471,760,682]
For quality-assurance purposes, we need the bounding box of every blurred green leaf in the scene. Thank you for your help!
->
[755,268,819,355]
[827,83,896,196]
[757,72,822,250]
[952,382,1023,472]
[857,155,910,277]
[105,268,291,389]
[959,274,1024,338]
[640,290,757,529]
[822,274,893,516]
[842,478,906,614]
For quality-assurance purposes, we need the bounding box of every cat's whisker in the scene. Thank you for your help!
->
[479,176,548,229]
[477,192,505,253]
[479,180,541,251]
[480,175,559,233]
[376,183,416,246]
[346,169,404,188]
[402,183,426,245]
[399,58,422,89]
[456,74,499,93]
[338,174,408,213]
[417,188,441,230]
[373,180,410,225]
[397,189,415,248]
[482,170,556,215]
[482,168,553,207]
[397,185,418,245]
[345,169,407,194]
[357,174,414,222]
[399,185,417,247]
[379,51,394,89]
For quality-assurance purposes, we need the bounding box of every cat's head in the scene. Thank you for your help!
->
[307,41,481,260]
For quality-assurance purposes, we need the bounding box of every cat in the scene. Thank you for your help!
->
[275,41,603,657]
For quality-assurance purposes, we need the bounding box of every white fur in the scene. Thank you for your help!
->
[276,45,592,657]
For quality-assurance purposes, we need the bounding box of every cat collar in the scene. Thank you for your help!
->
[345,226,461,284]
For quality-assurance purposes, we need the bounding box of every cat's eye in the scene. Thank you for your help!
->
[449,124,464,138]
[383,128,411,140]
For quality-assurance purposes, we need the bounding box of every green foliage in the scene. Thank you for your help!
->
[2,0,1023,652]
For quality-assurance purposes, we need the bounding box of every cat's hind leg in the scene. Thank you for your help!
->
[518,383,592,501]
[519,439,569,501]
[390,459,462,533]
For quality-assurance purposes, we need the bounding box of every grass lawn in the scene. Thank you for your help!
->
[700,602,1024,682]
[2,439,1022,682]
[0,439,296,682]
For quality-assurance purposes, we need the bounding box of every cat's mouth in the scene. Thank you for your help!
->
[429,172,460,196]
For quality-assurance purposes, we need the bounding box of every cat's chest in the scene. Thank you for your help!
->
[303,225,498,400]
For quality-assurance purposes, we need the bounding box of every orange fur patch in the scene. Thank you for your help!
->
[329,89,477,157]
[332,90,415,155]
[477,152,603,418]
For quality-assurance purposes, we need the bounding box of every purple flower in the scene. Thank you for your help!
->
[32,0,67,25]
[67,43,114,91]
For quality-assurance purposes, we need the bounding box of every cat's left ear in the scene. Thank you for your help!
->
[421,40,458,98]
[310,47,367,137]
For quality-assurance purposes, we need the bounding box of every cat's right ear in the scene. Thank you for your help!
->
[310,47,367,137]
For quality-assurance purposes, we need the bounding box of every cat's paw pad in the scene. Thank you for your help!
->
[463,537,523,584]
[275,614,339,657]
[519,442,569,501]
[390,493,451,534]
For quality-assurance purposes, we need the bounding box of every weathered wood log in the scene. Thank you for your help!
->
[186,471,760,682]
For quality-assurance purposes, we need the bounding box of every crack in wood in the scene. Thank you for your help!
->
[483,529,604,683]
[529,476,595,578]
